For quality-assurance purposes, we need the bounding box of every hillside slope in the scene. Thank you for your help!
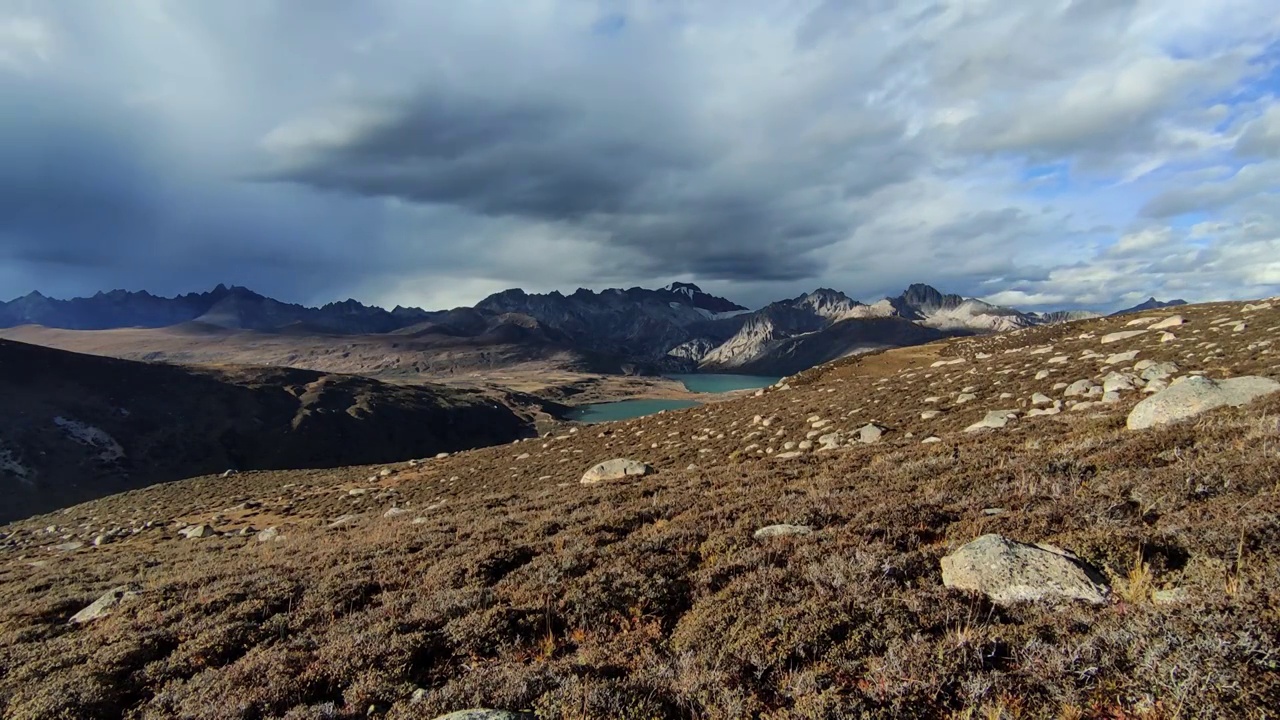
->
[2,299,1278,718]
[0,340,531,523]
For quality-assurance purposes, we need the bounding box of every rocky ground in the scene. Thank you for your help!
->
[2,299,1279,719]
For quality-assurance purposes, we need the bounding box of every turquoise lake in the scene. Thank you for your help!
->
[666,373,781,393]
[568,398,700,423]
[569,374,778,423]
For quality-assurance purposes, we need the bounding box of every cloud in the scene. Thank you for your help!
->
[0,0,1278,312]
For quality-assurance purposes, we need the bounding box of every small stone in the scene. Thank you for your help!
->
[257,527,282,542]
[921,436,942,444]
[920,410,942,420]
[753,524,813,540]
[1152,587,1191,605]
[179,524,216,539]
[955,393,978,405]
[965,410,1018,432]
[1030,393,1054,406]
[69,585,140,624]
[383,507,410,518]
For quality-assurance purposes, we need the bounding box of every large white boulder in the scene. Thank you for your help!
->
[580,458,653,484]
[940,534,1110,605]
[1126,376,1280,430]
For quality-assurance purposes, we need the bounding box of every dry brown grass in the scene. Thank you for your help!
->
[2,299,1280,718]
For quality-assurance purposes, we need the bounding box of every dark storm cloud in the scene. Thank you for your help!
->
[258,89,902,282]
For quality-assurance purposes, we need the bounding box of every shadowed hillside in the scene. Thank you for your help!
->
[0,339,532,523]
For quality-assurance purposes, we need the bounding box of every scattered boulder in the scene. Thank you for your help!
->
[1101,372,1137,393]
[1101,330,1147,344]
[1126,376,1280,430]
[921,436,942,444]
[855,423,885,444]
[1158,332,1177,343]
[955,393,978,405]
[1030,393,1054,406]
[920,410,942,420]
[817,432,844,450]
[1139,362,1178,382]
[256,527,282,542]
[179,524,216,539]
[1026,406,1062,417]
[965,410,1018,432]
[581,458,653,485]
[1103,350,1139,365]
[69,585,140,624]
[940,534,1110,605]
[430,707,529,712]
[1063,379,1095,397]
[383,507,410,518]
[1149,315,1184,330]
[753,524,813,540]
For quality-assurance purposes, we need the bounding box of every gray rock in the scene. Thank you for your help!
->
[1139,361,1178,382]
[1152,587,1191,605]
[920,410,943,420]
[855,423,885,444]
[256,527,282,542]
[965,410,1018,432]
[1030,393,1054,406]
[1103,350,1140,365]
[1063,379,1095,397]
[1026,407,1061,417]
[940,534,1110,605]
[581,458,653,485]
[383,507,410,518]
[753,524,813,539]
[1101,330,1147,344]
[69,585,140,624]
[1102,372,1137,393]
[817,432,844,450]
[1127,375,1280,430]
[327,514,358,528]
[179,524,216,539]
[53,541,84,552]
[921,436,942,444]
[797,440,814,451]
[430,707,529,712]
[1149,315,1184,330]
[775,451,804,459]
[221,469,238,478]
[955,393,978,404]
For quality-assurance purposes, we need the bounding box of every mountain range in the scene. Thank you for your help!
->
[0,282,1185,377]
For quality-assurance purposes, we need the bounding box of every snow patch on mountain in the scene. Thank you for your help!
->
[0,442,32,485]
[53,416,125,462]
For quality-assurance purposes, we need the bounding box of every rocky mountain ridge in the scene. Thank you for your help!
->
[1,283,1192,378]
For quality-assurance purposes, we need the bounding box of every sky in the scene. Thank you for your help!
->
[1,0,1279,312]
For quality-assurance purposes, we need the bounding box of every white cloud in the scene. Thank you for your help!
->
[0,15,54,73]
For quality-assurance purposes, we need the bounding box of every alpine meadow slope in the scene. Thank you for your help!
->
[2,296,1278,718]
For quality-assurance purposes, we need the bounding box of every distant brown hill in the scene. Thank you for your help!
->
[0,339,532,523]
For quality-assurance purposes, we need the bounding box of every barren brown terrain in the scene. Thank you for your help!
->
[2,299,1279,719]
